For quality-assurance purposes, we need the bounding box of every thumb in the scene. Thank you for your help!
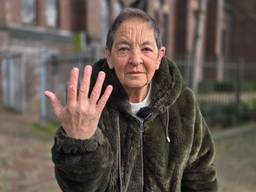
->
[44,91,63,118]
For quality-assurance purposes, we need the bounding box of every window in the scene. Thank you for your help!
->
[21,0,36,24]
[45,0,58,27]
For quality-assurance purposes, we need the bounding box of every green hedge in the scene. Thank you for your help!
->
[199,99,256,129]
[198,81,256,93]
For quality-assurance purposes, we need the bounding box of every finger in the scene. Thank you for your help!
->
[96,85,113,113]
[79,65,92,105]
[89,71,106,103]
[67,68,79,109]
[44,91,63,118]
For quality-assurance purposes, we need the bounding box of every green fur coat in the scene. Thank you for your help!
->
[52,57,218,192]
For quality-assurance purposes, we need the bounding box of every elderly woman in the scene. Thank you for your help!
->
[45,8,217,192]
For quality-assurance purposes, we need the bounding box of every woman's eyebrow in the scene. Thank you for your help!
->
[115,40,154,47]
[115,40,130,46]
[141,41,154,46]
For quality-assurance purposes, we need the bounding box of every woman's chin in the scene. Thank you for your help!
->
[123,81,149,90]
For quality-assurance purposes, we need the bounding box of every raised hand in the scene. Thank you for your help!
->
[44,65,113,140]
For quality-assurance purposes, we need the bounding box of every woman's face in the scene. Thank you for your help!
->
[106,18,165,94]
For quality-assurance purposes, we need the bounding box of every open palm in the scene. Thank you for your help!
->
[44,65,113,140]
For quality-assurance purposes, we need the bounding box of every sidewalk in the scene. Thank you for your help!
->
[213,123,256,192]
[0,107,255,192]
[0,108,59,192]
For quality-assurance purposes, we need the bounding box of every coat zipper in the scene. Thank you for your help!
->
[136,113,151,192]
[139,120,144,192]
[133,117,145,192]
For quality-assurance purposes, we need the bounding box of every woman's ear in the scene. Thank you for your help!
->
[156,47,166,69]
[105,48,114,69]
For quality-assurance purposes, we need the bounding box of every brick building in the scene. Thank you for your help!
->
[0,0,255,113]
[0,0,125,112]
[0,0,229,112]
[227,0,256,63]
[0,0,230,73]
[0,0,74,112]
[225,0,256,81]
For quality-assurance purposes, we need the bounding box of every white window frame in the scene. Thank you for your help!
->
[21,0,37,24]
[45,0,58,27]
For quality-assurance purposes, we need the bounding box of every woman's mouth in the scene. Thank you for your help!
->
[127,72,145,74]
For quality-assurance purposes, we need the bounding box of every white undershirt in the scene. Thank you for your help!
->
[130,84,151,116]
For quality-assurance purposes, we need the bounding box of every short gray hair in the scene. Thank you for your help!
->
[106,8,162,52]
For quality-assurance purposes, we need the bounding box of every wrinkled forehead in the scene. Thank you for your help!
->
[114,18,155,43]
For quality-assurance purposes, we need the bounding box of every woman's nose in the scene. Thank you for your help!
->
[129,49,142,66]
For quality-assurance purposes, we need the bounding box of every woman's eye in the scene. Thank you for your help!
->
[118,47,129,52]
[142,47,153,52]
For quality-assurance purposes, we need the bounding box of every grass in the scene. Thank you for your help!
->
[32,122,58,139]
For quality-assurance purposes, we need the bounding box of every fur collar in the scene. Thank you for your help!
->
[91,56,184,114]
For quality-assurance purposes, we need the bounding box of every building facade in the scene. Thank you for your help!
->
[0,0,73,112]
[0,0,255,113]
[227,0,256,63]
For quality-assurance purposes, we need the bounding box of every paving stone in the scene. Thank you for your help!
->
[0,108,59,192]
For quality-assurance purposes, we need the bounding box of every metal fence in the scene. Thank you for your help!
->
[175,58,256,105]
[176,58,256,83]
[1,50,255,126]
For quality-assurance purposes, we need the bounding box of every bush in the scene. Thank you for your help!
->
[214,82,234,92]
[200,101,255,129]
[199,81,234,93]
[198,81,216,93]
[240,98,256,120]
[201,103,242,128]
[241,81,256,92]
[198,81,256,93]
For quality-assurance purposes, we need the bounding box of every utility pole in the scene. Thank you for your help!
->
[191,0,208,94]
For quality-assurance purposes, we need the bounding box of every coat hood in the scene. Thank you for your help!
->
[91,56,184,114]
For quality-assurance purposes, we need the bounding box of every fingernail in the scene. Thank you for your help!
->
[73,67,79,72]
[84,65,92,71]
[99,71,105,76]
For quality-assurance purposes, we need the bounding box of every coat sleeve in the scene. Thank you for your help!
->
[181,100,218,191]
[51,125,113,192]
